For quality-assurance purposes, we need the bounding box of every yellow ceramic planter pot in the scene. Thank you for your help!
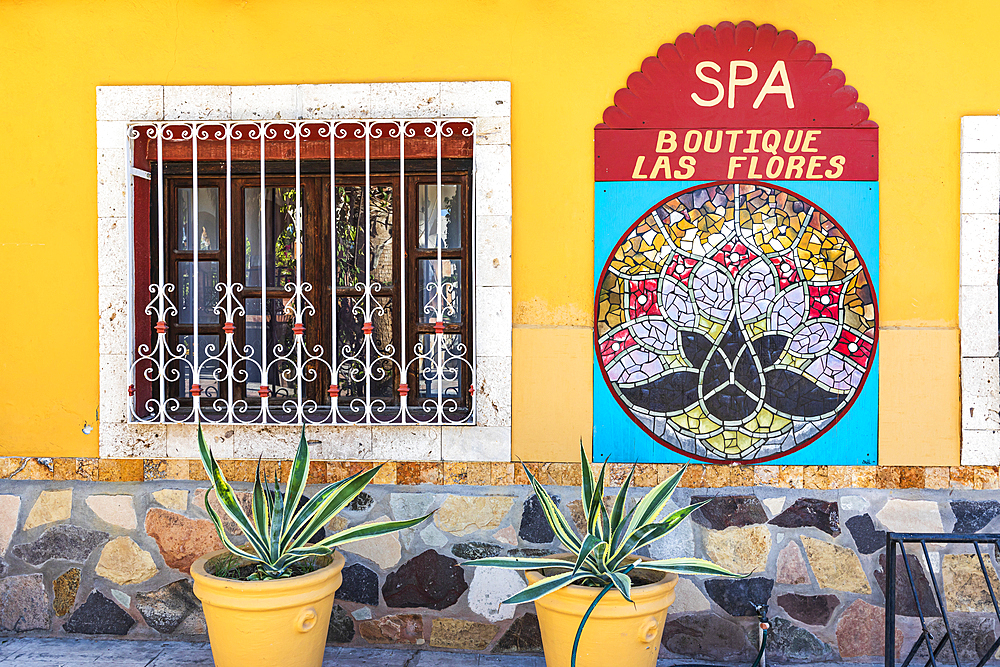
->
[526,567,678,667]
[190,550,345,667]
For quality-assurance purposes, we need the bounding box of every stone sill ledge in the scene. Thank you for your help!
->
[0,458,992,490]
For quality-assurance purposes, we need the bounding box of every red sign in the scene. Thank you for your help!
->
[596,21,877,181]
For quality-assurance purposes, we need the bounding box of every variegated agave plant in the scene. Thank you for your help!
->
[467,445,742,663]
[198,425,429,580]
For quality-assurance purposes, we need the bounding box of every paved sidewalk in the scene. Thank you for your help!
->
[0,638,540,666]
[0,637,883,666]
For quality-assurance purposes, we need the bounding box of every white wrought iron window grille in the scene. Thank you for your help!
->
[126,118,477,426]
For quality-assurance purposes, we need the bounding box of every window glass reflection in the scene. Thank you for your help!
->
[245,187,302,289]
[418,184,460,249]
[178,188,219,251]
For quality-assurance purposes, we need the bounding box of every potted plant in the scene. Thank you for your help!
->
[467,447,742,667]
[190,426,430,667]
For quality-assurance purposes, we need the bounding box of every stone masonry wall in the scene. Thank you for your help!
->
[1,469,1000,662]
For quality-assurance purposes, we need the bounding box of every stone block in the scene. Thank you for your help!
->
[762,496,785,516]
[875,498,945,533]
[336,563,379,605]
[358,614,424,644]
[909,616,998,665]
[960,213,1000,286]
[960,152,1000,215]
[476,286,513,358]
[943,553,1000,612]
[474,357,513,428]
[97,213,128,289]
[492,613,542,653]
[145,508,223,574]
[801,536,871,593]
[0,495,19,555]
[370,82,441,118]
[97,86,163,121]
[298,83,371,119]
[346,491,375,514]
[338,516,401,569]
[662,613,752,661]
[99,422,167,458]
[476,215,512,288]
[845,514,886,554]
[98,356,128,424]
[703,524,770,574]
[875,552,940,617]
[97,148,128,218]
[475,144,512,217]
[134,580,200,634]
[0,574,49,631]
[230,85,297,120]
[775,541,810,585]
[96,537,158,586]
[493,525,518,546]
[467,566,522,621]
[769,497,839,536]
[442,426,511,461]
[961,285,999,357]
[96,120,129,149]
[962,430,1000,465]
[519,495,556,544]
[764,616,837,662]
[86,495,137,530]
[53,568,81,617]
[776,593,840,626]
[704,577,773,617]
[435,494,514,535]
[326,604,355,644]
[98,285,128,357]
[110,589,131,611]
[836,599,902,658]
[98,457,145,482]
[396,462,443,485]
[440,81,511,118]
[151,489,188,512]
[23,489,72,530]
[164,86,231,120]
[314,426,373,461]
[667,577,710,614]
[952,499,1000,532]
[962,116,1000,153]
[691,495,767,529]
[382,549,468,610]
[418,524,448,549]
[53,458,99,481]
[370,426,440,460]
[476,117,512,145]
[64,591,135,635]
[430,618,499,650]
[12,524,109,566]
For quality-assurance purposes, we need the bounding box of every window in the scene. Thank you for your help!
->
[98,84,511,460]
[132,127,473,425]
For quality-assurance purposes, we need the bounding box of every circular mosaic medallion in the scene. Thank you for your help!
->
[595,183,878,463]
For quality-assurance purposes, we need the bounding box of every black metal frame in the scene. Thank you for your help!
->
[886,532,1000,667]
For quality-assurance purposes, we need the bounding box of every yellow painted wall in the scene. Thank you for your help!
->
[0,0,980,461]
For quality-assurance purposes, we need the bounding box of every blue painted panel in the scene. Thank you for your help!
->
[593,180,879,465]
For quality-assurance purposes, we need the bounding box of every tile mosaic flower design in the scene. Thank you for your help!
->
[595,183,877,463]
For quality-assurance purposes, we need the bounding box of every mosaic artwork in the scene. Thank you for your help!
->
[595,183,878,463]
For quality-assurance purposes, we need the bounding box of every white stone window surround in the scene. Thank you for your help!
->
[960,116,1000,464]
[97,83,512,462]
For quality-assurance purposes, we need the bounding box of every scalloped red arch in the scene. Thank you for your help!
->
[599,21,876,129]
